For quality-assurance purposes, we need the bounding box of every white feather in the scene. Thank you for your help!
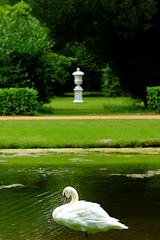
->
[52,186,128,234]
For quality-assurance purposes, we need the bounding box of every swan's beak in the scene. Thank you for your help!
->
[64,195,67,204]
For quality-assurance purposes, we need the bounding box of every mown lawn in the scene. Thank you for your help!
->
[39,96,152,115]
[0,119,160,148]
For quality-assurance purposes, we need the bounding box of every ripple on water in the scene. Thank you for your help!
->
[0,184,24,189]
[111,169,160,178]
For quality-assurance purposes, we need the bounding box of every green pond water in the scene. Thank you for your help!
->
[0,150,160,240]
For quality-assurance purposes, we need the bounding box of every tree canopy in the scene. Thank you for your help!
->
[0,2,74,102]
[26,0,160,103]
[0,0,160,103]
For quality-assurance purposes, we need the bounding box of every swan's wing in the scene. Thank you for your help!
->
[53,201,128,233]
[77,201,110,218]
[62,201,110,224]
[61,201,113,233]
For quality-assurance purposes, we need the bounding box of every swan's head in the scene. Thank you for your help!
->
[63,186,78,204]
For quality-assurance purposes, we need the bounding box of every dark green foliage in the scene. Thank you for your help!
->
[25,0,159,100]
[37,52,75,98]
[101,63,125,97]
[0,3,52,61]
[0,0,159,100]
[0,88,38,115]
[147,86,160,113]
[0,0,19,5]
[0,2,74,102]
[0,2,51,102]
[28,0,157,44]
[61,42,102,91]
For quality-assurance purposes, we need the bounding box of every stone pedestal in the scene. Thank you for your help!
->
[73,86,83,103]
[72,67,84,103]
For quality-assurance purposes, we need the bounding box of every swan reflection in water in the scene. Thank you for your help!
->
[52,186,128,239]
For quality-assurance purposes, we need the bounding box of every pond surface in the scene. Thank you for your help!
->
[0,150,160,240]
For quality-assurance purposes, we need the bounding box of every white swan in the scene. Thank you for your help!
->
[52,186,128,239]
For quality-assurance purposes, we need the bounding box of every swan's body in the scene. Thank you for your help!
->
[52,186,128,238]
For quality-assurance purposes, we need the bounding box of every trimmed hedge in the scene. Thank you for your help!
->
[0,88,38,115]
[147,86,160,113]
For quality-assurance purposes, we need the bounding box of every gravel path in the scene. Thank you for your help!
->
[0,115,160,120]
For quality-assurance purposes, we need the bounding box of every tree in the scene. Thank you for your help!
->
[1,0,159,103]
[26,0,157,55]
[0,2,74,102]
[111,1,160,105]
[101,63,126,97]
[25,0,159,103]
[0,0,19,5]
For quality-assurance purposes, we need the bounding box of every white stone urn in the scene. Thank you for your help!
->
[72,67,84,103]
[72,67,84,86]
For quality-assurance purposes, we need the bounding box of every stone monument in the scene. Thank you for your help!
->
[72,67,84,103]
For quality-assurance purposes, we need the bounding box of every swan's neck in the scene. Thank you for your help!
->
[70,188,79,203]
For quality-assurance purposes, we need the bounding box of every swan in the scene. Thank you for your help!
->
[52,186,128,239]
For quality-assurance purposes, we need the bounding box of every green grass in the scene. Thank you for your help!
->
[38,96,152,116]
[1,150,160,168]
[0,119,160,148]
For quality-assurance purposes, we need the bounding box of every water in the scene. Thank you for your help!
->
[0,150,160,240]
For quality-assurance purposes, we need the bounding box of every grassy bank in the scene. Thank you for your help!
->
[0,119,160,148]
[1,149,160,167]
[39,96,152,115]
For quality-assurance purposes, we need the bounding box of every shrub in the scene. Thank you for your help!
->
[147,86,160,113]
[36,52,75,99]
[0,88,38,115]
[101,63,125,97]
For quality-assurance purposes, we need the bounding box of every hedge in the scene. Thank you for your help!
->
[0,88,38,115]
[147,86,160,114]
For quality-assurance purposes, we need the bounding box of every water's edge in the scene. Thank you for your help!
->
[0,147,160,155]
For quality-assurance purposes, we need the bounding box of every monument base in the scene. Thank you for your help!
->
[73,86,83,103]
